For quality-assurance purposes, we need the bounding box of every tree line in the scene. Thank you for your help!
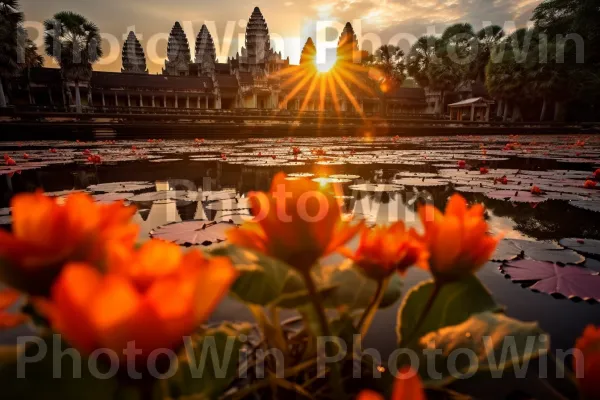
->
[1,0,599,121]
[363,0,599,122]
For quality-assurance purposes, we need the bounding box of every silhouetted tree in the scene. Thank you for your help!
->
[0,0,23,107]
[44,11,102,113]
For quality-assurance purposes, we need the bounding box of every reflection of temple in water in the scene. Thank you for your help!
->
[8,7,427,115]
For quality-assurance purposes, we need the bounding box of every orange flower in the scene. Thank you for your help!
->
[495,176,509,185]
[357,367,425,400]
[0,192,138,296]
[531,186,543,195]
[48,241,237,358]
[574,325,600,400]
[0,288,29,329]
[594,169,600,179]
[584,180,597,189]
[480,167,489,174]
[227,172,362,272]
[345,222,429,281]
[418,194,500,281]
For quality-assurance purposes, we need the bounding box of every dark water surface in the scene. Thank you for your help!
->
[1,135,599,357]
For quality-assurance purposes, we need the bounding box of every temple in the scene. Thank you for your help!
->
[7,7,428,115]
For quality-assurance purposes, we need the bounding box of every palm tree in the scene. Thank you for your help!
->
[427,57,464,115]
[366,44,406,114]
[17,27,43,104]
[472,25,504,83]
[440,23,475,61]
[486,28,537,121]
[406,36,438,88]
[0,0,23,107]
[368,45,406,86]
[44,11,102,113]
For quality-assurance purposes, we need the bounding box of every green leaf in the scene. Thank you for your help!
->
[418,311,549,386]
[170,325,247,399]
[397,275,500,346]
[210,244,297,306]
[213,246,403,311]
[318,261,403,311]
[0,334,119,400]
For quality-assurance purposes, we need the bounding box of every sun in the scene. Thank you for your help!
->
[315,57,336,73]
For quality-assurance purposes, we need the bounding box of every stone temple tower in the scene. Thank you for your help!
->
[122,31,148,74]
[163,22,191,76]
[337,22,359,63]
[244,7,271,73]
[194,24,217,75]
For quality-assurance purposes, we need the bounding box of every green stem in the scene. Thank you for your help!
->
[301,269,346,400]
[399,282,442,348]
[357,277,389,338]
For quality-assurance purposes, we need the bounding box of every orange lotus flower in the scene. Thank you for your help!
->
[357,367,425,400]
[0,192,139,296]
[574,325,600,400]
[48,241,237,358]
[584,180,597,189]
[418,194,500,281]
[227,172,362,272]
[345,222,429,281]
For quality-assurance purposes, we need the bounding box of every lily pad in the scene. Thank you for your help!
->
[349,183,405,192]
[486,190,548,203]
[492,239,585,264]
[91,192,134,203]
[454,186,491,193]
[87,181,154,193]
[330,174,360,180]
[501,259,600,301]
[151,220,235,246]
[570,200,600,212]
[44,189,87,197]
[129,190,199,203]
[205,199,250,211]
[199,189,237,202]
[312,177,352,184]
[391,178,449,187]
[559,238,600,258]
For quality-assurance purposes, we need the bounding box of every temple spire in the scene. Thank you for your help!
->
[163,21,191,75]
[245,7,271,67]
[122,31,148,74]
[337,22,359,63]
[299,37,316,65]
[194,24,217,75]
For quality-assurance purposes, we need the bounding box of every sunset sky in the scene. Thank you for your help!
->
[21,0,543,73]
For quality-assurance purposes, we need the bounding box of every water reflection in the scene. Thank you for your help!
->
[2,137,600,355]
[133,199,181,240]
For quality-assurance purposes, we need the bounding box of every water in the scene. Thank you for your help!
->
[1,134,599,355]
